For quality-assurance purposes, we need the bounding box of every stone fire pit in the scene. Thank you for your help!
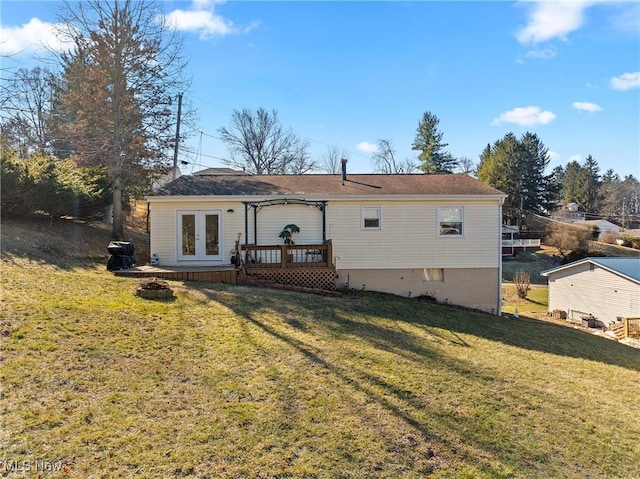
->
[136,277,174,299]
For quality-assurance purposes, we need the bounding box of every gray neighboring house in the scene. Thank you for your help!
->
[541,257,640,325]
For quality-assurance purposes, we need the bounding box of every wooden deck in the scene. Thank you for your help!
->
[113,265,238,283]
[113,242,336,290]
[241,241,333,269]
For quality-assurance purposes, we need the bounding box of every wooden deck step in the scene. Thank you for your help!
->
[609,322,626,340]
[113,266,238,284]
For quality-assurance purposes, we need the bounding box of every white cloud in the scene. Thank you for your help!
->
[572,101,602,112]
[0,17,67,55]
[610,72,640,91]
[492,106,556,127]
[516,1,594,45]
[608,3,640,35]
[524,47,558,60]
[547,151,560,162]
[568,154,583,163]
[356,141,378,154]
[165,0,257,39]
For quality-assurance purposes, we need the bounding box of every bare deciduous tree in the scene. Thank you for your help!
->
[53,0,190,239]
[218,107,312,175]
[0,67,57,157]
[456,156,476,175]
[371,138,416,174]
[319,145,348,174]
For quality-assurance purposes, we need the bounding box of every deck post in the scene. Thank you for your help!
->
[243,202,249,246]
[321,201,327,242]
[254,207,258,245]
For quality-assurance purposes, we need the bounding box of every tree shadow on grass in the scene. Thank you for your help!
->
[200,286,518,476]
[196,284,637,477]
[523,297,546,306]
[223,286,640,372]
[400,295,640,372]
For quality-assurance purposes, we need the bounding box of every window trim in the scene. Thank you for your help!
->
[361,206,382,230]
[437,206,464,237]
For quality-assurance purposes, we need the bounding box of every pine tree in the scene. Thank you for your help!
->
[411,111,458,173]
[582,155,601,214]
[477,132,553,226]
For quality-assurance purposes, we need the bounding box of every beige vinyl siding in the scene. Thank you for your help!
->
[247,204,324,245]
[548,263,640,323]
[326,199,501,270]
[149,196,502,270]
[149,201,246,266]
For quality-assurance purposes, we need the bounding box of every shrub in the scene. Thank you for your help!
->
[599,232,619,245]
[0,153,110,219]
[0,151,32,216]
[513,269,531,299]
[621,237,640,250]
[545,223,591,258]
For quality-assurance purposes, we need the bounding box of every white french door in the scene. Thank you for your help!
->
[177,210,222,261]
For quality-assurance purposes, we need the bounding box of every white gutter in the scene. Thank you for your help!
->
[145,194,507,203]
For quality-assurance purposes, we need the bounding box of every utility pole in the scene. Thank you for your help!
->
[172,92,183,181]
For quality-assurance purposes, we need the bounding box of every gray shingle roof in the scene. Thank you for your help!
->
[152,173,505,197]
[541,257,640,284]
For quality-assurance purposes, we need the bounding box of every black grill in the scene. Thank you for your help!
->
[107,241,136,271]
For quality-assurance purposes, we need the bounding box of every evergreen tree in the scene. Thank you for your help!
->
[582,155,601,213]
[520,132,553,214]
[563,161,589,210]
[560,156,601,216]
[548,165,565,205]
[597,169,620,220]
[477,132,553,226]
[411,111,458,173]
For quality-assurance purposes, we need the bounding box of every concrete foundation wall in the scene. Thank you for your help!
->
[336,267,501,314]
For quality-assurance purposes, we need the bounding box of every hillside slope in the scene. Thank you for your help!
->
[1,216,150,266]
[2,218,640,478]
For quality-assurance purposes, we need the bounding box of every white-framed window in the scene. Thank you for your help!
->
[362,206,381,230]
[438,207,464,236]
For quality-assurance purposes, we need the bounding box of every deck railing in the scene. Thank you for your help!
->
[501,239,541,247]
[241,240,333,269]
[624,318,640,338]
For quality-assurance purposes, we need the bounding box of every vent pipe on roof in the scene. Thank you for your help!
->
[341,159,347,185]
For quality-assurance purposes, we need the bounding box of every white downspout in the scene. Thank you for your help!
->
[497,197,505,316]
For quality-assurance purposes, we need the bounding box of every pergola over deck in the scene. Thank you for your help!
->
[241,198,329,245]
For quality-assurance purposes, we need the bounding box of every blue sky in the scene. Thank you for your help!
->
[2,1,639,177]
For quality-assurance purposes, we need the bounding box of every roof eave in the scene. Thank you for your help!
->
[146,193,507,202]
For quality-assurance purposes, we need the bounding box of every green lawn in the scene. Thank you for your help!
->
[502,248,558,285]
[2,255,640,478]
[502,284,548,316]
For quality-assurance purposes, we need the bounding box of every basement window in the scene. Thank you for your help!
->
[423,268,444,282]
